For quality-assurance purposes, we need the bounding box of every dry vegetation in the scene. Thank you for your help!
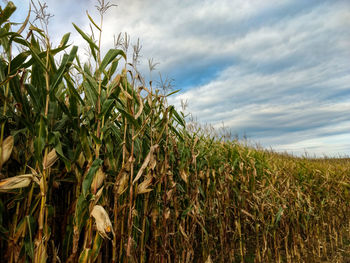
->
[0,1,350,262]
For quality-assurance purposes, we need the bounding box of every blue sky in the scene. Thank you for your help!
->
[7,0,350,157]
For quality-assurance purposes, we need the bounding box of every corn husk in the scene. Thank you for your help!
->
[92,186,104,206]
[151,208,158,225]
[43,149,58,169]
[91,168,106,193]
[205,255,213,263]
[34,239,47,263]
[77,152,85,168]
[0,135,14,166]
[0,174,34,191]
[116,172,129,195]
[91,205,114,239]
[180,169,188,184]
[136,175,153,194]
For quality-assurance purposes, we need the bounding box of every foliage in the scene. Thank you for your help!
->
[0,2,349,262]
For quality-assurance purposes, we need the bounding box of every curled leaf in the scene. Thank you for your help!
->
[133,144,158,184]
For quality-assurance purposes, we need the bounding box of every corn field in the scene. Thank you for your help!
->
[0,2,350,262]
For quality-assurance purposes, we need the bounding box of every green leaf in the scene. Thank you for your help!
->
[65,76,85,106]
[91,234,103,262]
[74,194,89,233]
[169,124,184,142]
[78,248,92,263]
[181,205,193,219]
[274,207,284,225]
[59,33,71,48]
[170,106,185,127]
[99,98,114,119]
[34,116,47,166]
[21,44,69,69]
[90,133,101,145]
[80,127,92,163]
[26,83,41,111]
[82,159,103,197]
[83,81,97,107]
[13,37,47,71]
[98,49,125,74]
[50,46,78,96]
[166,89,180,97]
[83,73,99,106]
[72,23,98,50]
[115,105,138,127]
[102,59,120,86]
[25,215,35,259]
[10,51,29,73]
[86,11,101,31]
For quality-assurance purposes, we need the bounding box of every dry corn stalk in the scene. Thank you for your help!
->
[0,135,14,166]
[91,205,114,239]
[0,174,35,191]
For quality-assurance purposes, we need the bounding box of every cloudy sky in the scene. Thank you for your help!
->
[9,0,350,157]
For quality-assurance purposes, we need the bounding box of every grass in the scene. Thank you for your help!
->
[0,1,350,262]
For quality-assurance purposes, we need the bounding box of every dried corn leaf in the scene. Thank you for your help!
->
[134,92,143,119]
[133,144,158,184]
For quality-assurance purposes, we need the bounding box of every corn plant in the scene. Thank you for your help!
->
[0,1,350,263]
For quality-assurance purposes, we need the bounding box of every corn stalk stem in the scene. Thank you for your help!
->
[126,115,135,261]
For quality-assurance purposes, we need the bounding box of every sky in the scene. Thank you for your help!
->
[7,0,350,157]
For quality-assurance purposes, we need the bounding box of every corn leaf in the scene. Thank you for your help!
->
[0,1,16,26]
[72,23,98,50]
[98,49,125,74]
